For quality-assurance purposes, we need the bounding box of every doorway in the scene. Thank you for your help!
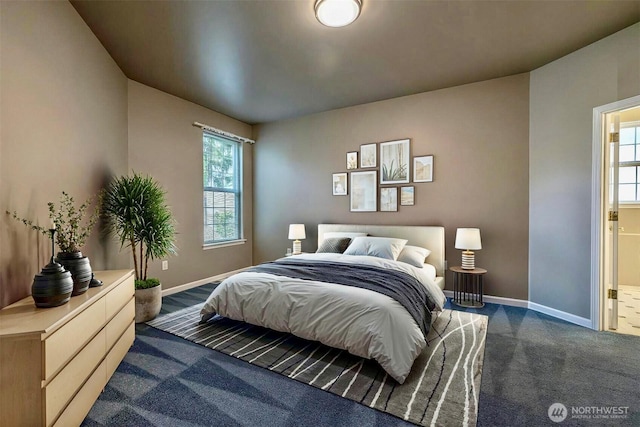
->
[596,99,640,336]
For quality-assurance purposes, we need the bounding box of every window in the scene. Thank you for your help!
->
[619,123,640,203]
[203,132,242,244]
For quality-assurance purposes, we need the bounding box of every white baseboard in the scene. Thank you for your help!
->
[443,290,594,328]
[527,301,594,329]
[162,267,248,297]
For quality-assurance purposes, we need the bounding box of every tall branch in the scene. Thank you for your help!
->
[139,242,144,281]
[131,238,139,280]
[144,253,149,283]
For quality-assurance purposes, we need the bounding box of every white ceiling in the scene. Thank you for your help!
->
[71,0,640,125]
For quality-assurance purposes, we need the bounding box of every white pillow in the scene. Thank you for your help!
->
[397,245,432,268]
[421,263,437,282]
[343,236,408,260]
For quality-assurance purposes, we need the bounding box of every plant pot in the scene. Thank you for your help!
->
[55,251,92,296]
[31,261,73,308]
[135,284,162,323]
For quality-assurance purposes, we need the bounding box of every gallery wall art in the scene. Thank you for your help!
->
[331,138,434,212]
[380,187,398,212]
[346,152,358,170]
[332,173,347,195]
[360,143,377,168]
[413,155,434,183]
[400,186,414,206]
[380,139,410,184]
[350,171,377,212]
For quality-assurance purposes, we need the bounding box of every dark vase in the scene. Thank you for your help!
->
[55,251,92,296]
[32,261,73,308]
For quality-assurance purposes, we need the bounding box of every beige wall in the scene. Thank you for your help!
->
[127,81,253,291]
[0,1,129,309]
[0,2,254,306]
[529,23,640,319]
[254,74,530,300]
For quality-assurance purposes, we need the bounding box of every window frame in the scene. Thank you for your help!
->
[618,121,640,206]
[202,131,245,247]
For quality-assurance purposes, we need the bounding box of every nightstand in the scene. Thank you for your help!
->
[450,266,487,308]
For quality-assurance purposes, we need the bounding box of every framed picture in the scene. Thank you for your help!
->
[380,139,410,184]
[413,155,434,182]
[332,173,348,196]
[360,143,377,168]
[346,152,358,170]
[350,171,377,212]
[400,186,415,206]
[380,187,398,212]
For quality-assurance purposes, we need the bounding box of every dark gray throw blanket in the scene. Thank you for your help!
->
[246,258,435,337]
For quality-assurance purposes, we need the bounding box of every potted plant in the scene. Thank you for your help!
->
[102,173,177,323]
[7,191,100,296]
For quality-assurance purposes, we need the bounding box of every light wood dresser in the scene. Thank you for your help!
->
[0,269,135,426]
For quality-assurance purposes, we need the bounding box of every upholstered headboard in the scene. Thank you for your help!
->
[317,224,446,278]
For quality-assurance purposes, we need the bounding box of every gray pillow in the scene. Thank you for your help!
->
[316,237,352,254]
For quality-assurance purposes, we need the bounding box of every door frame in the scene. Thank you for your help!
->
[591,94,640,331]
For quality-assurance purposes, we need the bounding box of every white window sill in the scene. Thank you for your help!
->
[203,239,247,250]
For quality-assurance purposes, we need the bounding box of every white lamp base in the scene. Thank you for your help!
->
[292,240,302,255]
[461,250,475,270]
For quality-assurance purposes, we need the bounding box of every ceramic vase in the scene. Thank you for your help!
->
[32,261,73,308]
[55,251,92,296]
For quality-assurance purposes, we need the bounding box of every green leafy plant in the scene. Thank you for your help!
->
[7,191,100,253]
[102,172,177,289]
[135,278,160,289]
[382,160,408,182]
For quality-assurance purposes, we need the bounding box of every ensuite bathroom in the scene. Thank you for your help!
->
[616,105,640,336]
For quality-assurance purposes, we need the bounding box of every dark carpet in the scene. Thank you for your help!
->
[83,283,640,426]
[147,303,486,426]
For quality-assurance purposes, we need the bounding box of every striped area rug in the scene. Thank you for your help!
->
[148,304,487,427]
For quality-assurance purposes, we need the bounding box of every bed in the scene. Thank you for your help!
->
[201,224,446,384]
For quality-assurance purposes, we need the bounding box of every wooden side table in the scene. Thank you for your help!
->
[450,266,487,308]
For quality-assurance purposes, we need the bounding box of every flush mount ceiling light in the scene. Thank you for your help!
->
[315,0,362,28]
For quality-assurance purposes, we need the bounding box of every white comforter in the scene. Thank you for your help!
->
[200,253,446,383]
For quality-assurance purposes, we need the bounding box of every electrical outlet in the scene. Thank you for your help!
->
[162,260,169,271]
[444,260,448,270]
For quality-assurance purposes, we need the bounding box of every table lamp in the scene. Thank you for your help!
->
[288,224,306,255]
[455,228,482,270]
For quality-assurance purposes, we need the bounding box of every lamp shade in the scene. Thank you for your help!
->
[455,228,482,250]
[288,224,306,240]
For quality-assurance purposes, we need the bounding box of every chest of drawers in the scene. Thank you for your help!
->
[0,269,135,426]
